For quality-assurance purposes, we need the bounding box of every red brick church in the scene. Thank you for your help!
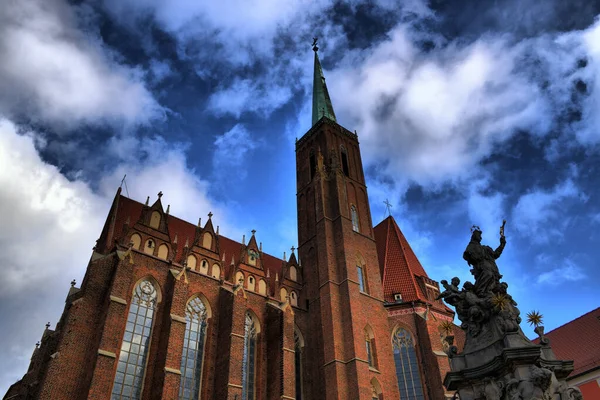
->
[4,45,461,400]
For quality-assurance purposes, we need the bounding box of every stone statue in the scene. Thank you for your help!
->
[463,227,505,297]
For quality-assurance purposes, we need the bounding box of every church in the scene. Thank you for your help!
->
[4,44,463,400]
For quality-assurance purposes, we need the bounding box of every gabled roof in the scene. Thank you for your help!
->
[534,307,600,378]
[110,195,286,279]
[373,216,429,304]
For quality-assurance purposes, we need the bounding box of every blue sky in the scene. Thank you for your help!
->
[1,0,600,393]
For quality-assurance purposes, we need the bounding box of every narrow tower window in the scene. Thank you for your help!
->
[294,329,304,400]
[393,329,425,400]
[351,205,360,232]
[179,297,208,400]
[111,279,158,400]
[341,146,349,177]
[242,312,258,400]
[357,265,366,293]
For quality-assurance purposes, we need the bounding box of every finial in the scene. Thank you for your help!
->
[198,217,202,227]
[260,242,262,252]
[145,196,149,206]
[251,229,256,236]
[166,204,170,214]
[283,251,286,260]
[312,37,319,52]
[267,269,270,278]
[383,199,393,217]
[470,225,481,233]
[45,322,50,330]
[208,211,213,219]
[70,279,76,287]
[157,191,163,199]
[173,234,178,244]
[184,237,189,248]
[242,235,246,245]
[125,216,130,226]
[216,225,219,235]
[275,272,279,282]
[35,341,40,348]
[291,246,295,254]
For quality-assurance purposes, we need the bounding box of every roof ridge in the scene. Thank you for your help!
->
[541,306,600,337]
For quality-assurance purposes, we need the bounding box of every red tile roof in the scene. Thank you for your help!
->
[374,216,429,303]
[111,195,286,279]
[534,307,600,378]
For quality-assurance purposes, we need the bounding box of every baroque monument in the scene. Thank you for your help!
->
[440,223,584,400]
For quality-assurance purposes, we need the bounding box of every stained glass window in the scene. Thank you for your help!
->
[393,329,425,400]
[351,206,360,232]
[294,330,303,400]
[242,313,257,400]
[111,279,158,400]
[178,297,208,400]
[357,266,366,293]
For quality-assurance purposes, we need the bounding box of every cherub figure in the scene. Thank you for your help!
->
[436,277,461,304]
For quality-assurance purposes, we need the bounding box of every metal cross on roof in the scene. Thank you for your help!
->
[383,199,393,217]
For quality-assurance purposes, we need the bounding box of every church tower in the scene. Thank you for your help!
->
[295,41,400,400]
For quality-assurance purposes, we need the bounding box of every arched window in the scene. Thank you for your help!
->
[179,297,208,400]
[235,272,245,286]
[157,244,169,260]
[186,255,197,271]
[295,329,304,400]
[393,328,425,400]
[111,279,158,399]
[280,287,288,302]
[365,325,377,369]
[247,276,256,291]
[289,266,297,282]
[211,264,221,279]
[242,312,258,400]
[258,280,267,295]
[144,239,155,255]
[351,205,360,232]
[202,232,212,249]
[341,146,349,177]
[199,260,209,275]
[150,211,161,229]
[130,234,141,250]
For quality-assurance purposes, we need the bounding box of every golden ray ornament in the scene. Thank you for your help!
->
[526,310,544,327]
[491,294,509,311]
[440,321,454,335]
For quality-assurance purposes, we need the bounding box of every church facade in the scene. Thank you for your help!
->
[4,47,460,400]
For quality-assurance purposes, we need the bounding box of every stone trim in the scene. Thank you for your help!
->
[434,350,448,356]
[170,314,186,324]
[164,367,181,375]
[281,396,296,400]
[323,357,368,368]
[231,332,245,339]
[110,295,127,305]
[98,349,117,358]
[228,383,243,389]
[283,347,295,354]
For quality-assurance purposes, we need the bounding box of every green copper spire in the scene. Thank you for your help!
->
[312,38,337,126]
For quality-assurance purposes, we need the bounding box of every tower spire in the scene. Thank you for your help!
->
[311,38,337,126]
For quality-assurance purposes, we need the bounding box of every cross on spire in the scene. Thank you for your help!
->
[157,191,163,199]
[383,199,393,217]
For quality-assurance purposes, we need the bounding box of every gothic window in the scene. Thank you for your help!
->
[200,260,209,275]
[242,312,258,400]
[143,239,155,255]
[157,244,168,260]
[309,151,316,180]
[202,232,212,249]
[294,329,304,400]
[130,234,141,250]
[186,255,197,271]
[392,328,425,400]
[111,279,158,400]
[178,297,208,400]
[341,146,349,177]
[211,264,221,279]
[351,205,360,232]
[365,325,377,369]
[149,211,161,229]
[247,276,256,291]
[289,266,297,281]
[357,266,366,293]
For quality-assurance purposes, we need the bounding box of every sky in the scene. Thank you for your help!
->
[1,0,600,393]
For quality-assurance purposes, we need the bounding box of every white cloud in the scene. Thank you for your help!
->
[211,124,260,182]
[0,0,163,128]
[208,79,292,118]
[512,179,583,243]
[537,258,587,285]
